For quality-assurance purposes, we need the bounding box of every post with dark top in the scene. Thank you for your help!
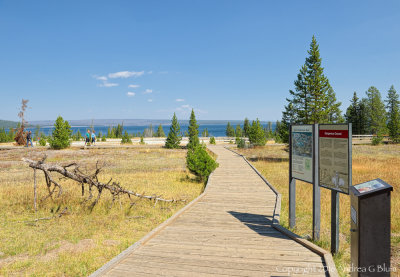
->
[350,179,393,277]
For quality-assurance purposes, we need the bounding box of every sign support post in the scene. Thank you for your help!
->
[318,123,352,254]
[289,125,296,229]
[312,124,320,240]
[331,190,340,254]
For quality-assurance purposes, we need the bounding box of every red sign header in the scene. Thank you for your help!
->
[319,130,348,139]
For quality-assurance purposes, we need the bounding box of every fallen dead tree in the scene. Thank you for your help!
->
[22,156,185,210]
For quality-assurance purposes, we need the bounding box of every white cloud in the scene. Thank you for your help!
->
[143,89,153,94]
[96,76,107,81]
[147,99,153,102]
[92,75,108,81]
[108,71,144,79]
[147,71,153,74]
[175,104,207,115]
[128,84,140,88]
[126,92,136,97]
[175,98,185,102]
[99,82,119,87]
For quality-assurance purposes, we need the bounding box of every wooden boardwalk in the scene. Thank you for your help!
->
[94,146,330,277]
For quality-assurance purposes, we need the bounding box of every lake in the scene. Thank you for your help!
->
[25,123,277,137]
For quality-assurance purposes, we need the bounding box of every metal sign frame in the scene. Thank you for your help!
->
[290,124,315,184]
[289,124,320,241]
[318,123,352,195]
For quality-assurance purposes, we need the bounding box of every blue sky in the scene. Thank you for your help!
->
[1,1,400,121]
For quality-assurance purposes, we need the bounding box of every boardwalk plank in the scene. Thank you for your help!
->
[98,146,328,277]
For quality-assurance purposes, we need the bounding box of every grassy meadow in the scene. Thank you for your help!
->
[237,144,400,276]
[0,146,203,276]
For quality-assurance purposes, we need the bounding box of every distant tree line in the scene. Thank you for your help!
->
[224,118,282,148]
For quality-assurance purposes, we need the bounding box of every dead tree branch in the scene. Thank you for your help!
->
[22,156,185,209]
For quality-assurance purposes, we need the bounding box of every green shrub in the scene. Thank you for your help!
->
[121,131,132,144]
[38,137,47,146]
[48,116,72,149]
[209,136,216,145]
[236,138,245,148]
[140,136,145,144]
[101,135,106,142]
[371,136,383,145]
[186,144,218,182]
[248,118,266,146]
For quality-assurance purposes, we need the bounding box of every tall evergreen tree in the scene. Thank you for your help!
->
[358,98,370,135]
[235,124,242,137]
[187,109,200,149]
[386,85,400,143]
[281,36,342,139]
[248,119,266,146]
[366,86,387,137]
[226,122,235,137]
[243,118,250,137]
[346,92,361,134]
[165,113,182,149]
[155,124,166,137]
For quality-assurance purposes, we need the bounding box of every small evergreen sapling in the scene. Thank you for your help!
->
[49,116,72,149]
[121,131,132,144]
[156,124,166,137]
[209,136,216,145]
[187,109,200,149]
[186,144,218,182]
[165,113,182,149]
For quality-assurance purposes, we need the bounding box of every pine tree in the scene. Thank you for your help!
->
[226,122,235,137]
[156,124,166,137]
[121,130,132,144]
[366,86,387,138]
[243,118,250,137]
[165,113,182,149]
[248,119,266,146]
[187,109,200,149]
[386,85,400,143]
[201,128,209,137]
[278,103,295,143]
[358,98,369,135]
[346,92,360,134]
[282,36,342,129]
[280,36,342,142]
[49,116,72,149]
[235,125,242,137]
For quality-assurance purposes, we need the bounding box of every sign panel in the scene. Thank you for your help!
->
[291,125,313,183]
[319,124,351,194]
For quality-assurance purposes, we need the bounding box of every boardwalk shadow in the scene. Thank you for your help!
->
[247,157,289,163]
[228,211,291,240]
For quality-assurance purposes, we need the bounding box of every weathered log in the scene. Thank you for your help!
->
[22,156,185,209]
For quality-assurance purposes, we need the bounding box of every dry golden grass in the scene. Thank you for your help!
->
[0,146,203,276]
[238,144,400,277]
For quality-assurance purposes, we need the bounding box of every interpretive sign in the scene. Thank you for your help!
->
[319,124,351,194]
[291,125,313,183]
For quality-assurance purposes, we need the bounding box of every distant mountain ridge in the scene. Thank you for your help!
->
[29,119,273,127]
[0,120,19,128]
